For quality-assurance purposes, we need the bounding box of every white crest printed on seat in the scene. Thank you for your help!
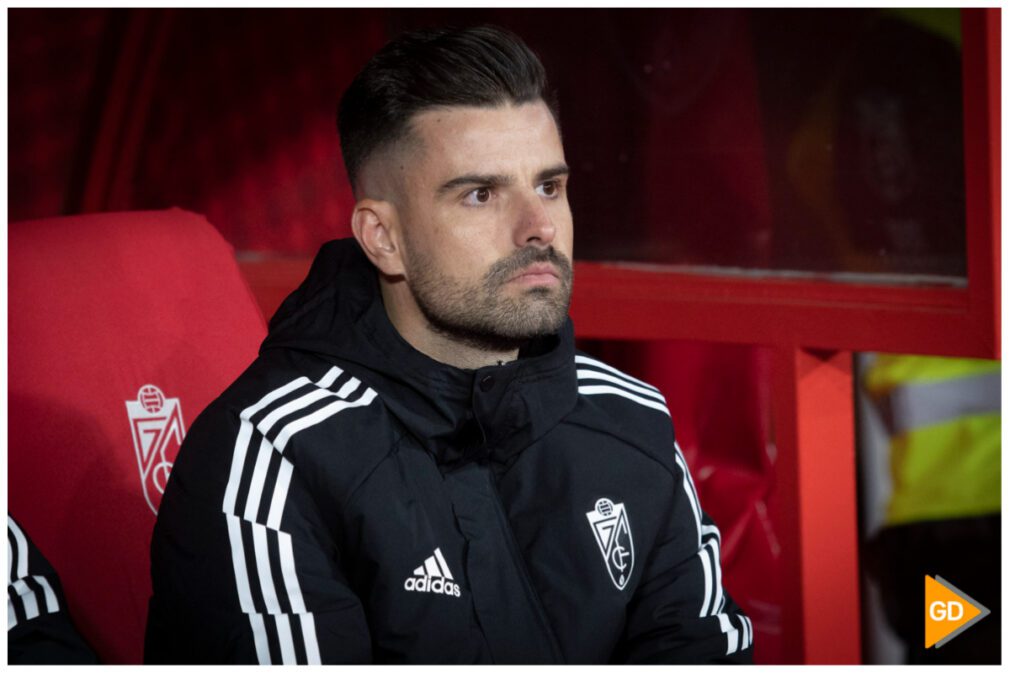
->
[125,384,186,515]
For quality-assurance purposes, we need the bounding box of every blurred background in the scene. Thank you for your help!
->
[7,7,1000,664]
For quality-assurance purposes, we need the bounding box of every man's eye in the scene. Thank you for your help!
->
[537,181,559,198]
[464,187,492,205]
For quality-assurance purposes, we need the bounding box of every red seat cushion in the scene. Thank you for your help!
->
[9,209,266,663]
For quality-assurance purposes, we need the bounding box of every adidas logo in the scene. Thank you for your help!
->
[403,547,461,598]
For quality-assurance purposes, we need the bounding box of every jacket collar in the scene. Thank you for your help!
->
[263,239,578,470]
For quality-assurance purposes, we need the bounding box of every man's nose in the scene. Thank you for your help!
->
[513,191,556,248]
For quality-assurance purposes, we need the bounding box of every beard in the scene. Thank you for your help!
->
[404,244,573,353]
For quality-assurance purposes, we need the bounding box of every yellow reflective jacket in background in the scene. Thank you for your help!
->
[864,355,1000,526]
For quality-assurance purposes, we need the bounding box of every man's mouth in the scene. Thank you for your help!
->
[508,262,560,287]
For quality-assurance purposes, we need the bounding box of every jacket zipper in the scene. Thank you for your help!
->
[485,468,564,663]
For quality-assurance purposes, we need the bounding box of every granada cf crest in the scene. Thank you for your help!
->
[125,385,185,515]
[586,497,634,590]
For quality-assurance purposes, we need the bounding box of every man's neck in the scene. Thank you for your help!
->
[379,280,518,370]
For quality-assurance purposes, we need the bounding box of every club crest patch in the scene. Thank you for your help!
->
[125,385,186,515]
[586,497,634,590]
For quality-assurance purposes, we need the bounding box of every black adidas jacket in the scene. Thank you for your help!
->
[145,239,754,664]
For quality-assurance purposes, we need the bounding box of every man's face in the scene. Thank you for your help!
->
[393,101,574,349]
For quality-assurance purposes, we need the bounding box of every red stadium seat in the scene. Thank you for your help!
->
[9,209,267,663]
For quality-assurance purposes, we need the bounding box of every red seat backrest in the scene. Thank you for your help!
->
[9,209,267,663]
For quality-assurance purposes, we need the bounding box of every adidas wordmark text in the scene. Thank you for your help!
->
[404,548,461,598]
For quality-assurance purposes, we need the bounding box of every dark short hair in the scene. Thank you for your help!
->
[338,25,557,190]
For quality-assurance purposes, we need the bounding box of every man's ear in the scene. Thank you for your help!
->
[351,199,406,277]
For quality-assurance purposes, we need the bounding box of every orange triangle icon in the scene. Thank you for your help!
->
[925,575,989,648]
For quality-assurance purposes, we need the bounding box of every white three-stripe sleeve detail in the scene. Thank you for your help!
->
[578,385,671,416]
[10,580,39,621]
[266,458,294,530]
[275,614,297,664]
[7,537,13,585]
[279,532,321,663]
[259,388,335,434]
[252,526,297,661]
[223,421,253,515]
[33,576,59,613]
[315,366,342,389]
[9,518,29,581]
[225,370,375,664]
[299,613,322,665]
[278,532,307,613]
[242,377,312,421]
[251,374,360,528]
[673,453,702,549]
[256,367,347,434]
[710,538,725,616]
[244,437,275,521]
[745,616,754,648]
[226,518,271,664]
[225,373,329,665]
[14,573,58,618]
[247,613,271,664]
[574,355,660,392]
[8,597,17,631]
[698,546,713,618]
[707,541,723,617]
[225,516,257,614]
[335,377,360,399]
[701,523,721,541]
[674,442,705,514]
[701,536,724,620]
[576,370,667,402]
[222,421,271,660]
[252,526,281,614]
[274,389,378,451]
[717,613,740,655]
[740,614,750,649]
[433,548,454,580]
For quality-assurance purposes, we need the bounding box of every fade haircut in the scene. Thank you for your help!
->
[338,25,558,191]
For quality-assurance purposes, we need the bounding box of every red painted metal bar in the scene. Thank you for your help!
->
[770,348,861,663]
[961,8,1001,359]
[569,266,980,356]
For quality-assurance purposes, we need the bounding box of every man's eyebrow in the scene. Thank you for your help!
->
[435,164,571,196]
[536,164,570,182]
[436,173,513,195]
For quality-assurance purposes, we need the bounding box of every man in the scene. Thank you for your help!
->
[145,25,752,664]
